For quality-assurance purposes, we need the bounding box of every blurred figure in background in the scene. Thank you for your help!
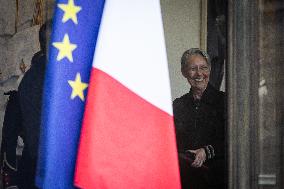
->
[1,21,50,189]
[16,22,48,189]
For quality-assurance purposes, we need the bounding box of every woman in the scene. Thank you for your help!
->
[173,48,225,189]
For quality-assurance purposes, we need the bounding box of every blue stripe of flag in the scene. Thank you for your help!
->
[36,0,105,188]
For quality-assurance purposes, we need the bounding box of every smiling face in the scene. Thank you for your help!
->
[182,54,210,93]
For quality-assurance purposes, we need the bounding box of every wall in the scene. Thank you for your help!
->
[161,0,203,100]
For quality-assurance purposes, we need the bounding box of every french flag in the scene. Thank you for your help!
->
[74,0,181,188]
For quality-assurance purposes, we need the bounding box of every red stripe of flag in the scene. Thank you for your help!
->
[75,68,181,189]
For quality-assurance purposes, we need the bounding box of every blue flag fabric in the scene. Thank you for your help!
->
[36,0,105,188]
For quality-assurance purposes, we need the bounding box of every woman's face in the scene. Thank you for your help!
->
[183,54,210,92]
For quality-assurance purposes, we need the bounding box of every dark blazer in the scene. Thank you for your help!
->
[18,52,46,160]
[17,51,46,189]
[173,84,225,189]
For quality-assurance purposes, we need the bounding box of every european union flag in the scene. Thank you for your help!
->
[36,0,105,188]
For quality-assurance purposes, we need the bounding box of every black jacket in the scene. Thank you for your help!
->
[18,52,46,160]
[17,51,46,189]
[173,84,225,189]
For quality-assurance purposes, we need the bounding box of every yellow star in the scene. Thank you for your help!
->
[52,34,77,62]
[68,73,88,101]
[58,0,82,24]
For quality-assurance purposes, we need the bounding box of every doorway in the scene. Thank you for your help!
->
[227,0,284,189]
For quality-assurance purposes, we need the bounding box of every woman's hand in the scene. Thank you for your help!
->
[188,148,206,168]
